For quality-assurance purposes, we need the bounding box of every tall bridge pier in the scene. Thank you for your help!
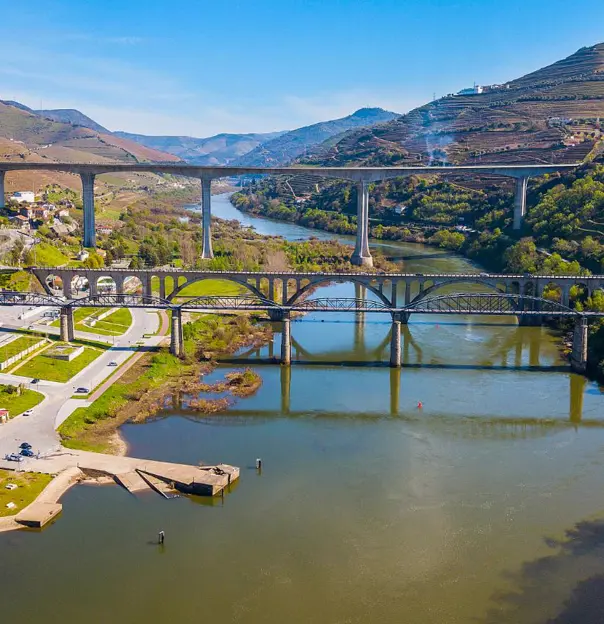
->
[513,176,529,231]
[351,181,372,267]
[0,170,5,209]
[200,176,214,259]
[81,172,96,249]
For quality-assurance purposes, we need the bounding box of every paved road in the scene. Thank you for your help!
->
[0,308,162,463]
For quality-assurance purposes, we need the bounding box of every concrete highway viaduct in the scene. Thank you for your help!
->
[25,266,604,372]
[0,162,580,268]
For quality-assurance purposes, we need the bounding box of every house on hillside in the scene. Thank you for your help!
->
[9,215,30,231]
[19,206,35,219]
[96,224,113,236]
[10,191,35,203]
[77,249,89,261]
[56,208,70,218]
[32,207,49,221]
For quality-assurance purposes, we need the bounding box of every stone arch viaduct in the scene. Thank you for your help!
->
[28,266,604,373]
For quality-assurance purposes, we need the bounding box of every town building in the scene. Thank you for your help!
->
[10,191,35,203]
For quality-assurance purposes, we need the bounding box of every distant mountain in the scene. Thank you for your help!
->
[0,100,179,164]
[307,43,604,167]
[34,108,109,134]
[114,130,285,165]
[233,107,400,167]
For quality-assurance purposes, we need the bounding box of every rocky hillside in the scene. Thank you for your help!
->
[304,44,604,168]
[114,130,284,165]
[234,107,399,167]
[0,100,185,197]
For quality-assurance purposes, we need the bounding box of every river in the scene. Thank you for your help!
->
[2,193,604,623]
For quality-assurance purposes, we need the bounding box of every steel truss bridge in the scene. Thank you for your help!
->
[1,290,598,371]
[0,290,600,318]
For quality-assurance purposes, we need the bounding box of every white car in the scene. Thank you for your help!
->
[108,361,118,367]
[23,410,33,416]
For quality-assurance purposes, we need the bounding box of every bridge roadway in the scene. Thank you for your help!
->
[0,162,581,264]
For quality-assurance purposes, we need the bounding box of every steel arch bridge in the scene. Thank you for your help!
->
[402,293,582,317]
[0,290,597,318]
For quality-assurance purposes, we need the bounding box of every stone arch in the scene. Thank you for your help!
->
[96,276,117,294]
[71,274,89,296]
[409,278,506,305]
[43,274,63,295]
[286,275,392,307]
[167,275,265,302]
[124,275,143,295]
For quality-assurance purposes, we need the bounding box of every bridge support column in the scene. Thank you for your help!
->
[0,170,5,208]
[81,172,96,248]
[200,176,214,260]
[114,275,125,296]
[170,308,184,357]
[513,176,529,231]
[351,180,373,267]
[281,316,291,365]
[268,279,275,303]
[570,317,589,374]
[390,319,401,367]
[60,306,74,342]
[159,277,166,300]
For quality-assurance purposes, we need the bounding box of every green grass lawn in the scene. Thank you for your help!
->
[30,242,71,266]
[15,346,106,382]
[0,385,44,417]
[151,277,245,299]
[0,470,53,517]
[0,336,42,363]
[77,308,132,336]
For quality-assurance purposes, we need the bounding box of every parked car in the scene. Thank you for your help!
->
[4,453,23,462]
[108,361,118,367]
[75,387,90,394]
[20,448,34,457]
[19,442,32,450]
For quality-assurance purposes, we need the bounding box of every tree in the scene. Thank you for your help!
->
[503,238,539,273]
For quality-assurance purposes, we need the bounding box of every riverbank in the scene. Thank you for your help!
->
[58,314,272,454]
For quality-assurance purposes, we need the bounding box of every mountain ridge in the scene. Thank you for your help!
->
[233,107,400,167]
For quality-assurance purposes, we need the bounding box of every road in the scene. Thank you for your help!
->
[0,307,163,463]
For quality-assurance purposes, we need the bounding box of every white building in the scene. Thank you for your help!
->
[10,191,35,203]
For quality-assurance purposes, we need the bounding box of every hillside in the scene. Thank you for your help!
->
[34,108,110,134]
[303,44,604,168]
[234,107,399,167]
[114,130,284,165]
[0,100,187,199]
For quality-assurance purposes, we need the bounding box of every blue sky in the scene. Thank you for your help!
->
[2,0,603,137]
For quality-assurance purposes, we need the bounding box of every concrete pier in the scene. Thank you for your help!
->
[81,172,96,248]
[390,319,401,367]
[570,316,589,373]
[351,180,373,267]
[59,306,75,342]
[281,317,291,365]
[170,308,184,357]
[0,170,5,208]
[513,176,529,231]
[200,176,214,259]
